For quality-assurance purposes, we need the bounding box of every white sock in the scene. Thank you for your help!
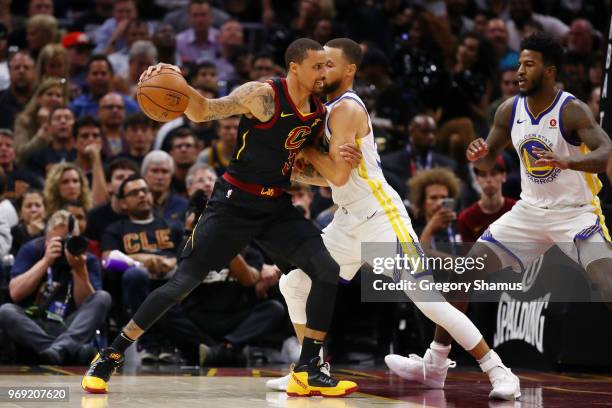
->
[429,341,451,365]
[478,350,506,383]
[319,347,324,363]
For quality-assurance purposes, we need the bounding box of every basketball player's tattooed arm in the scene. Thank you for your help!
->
[184,81,276,122]
[291,157,329,187]
[534,99,612,173]
[301,100,363,186]
[467,97,513,170]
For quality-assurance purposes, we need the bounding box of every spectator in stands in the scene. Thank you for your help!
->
[287,182,315,221]
[0,129,43,201]
[43,163,92,217]
[24,107,76,177]
[196,115,238,176]
[357,47,419,151]
[14,77,69,162]
[35,44,70,86]
[108,19,151,78]
[11,189,46,255]
[94,0,138,55]
[444,0,474,38]
[85,157,138,244]
[382,115,456,190]
[215,19,243,81]
[409,168,461,252]
[73,116,106,206]
[458,157,516,243]
[249,52,276,81]
[176,0,220,64]
[168,129,199,197]
[485,18,518,71]
[7,0,54,51]
[0,23,9,90]
[117,112,154,166]
[154,81,218,150]
[142,150,188,222]
[486,69,519,126]
[62,32,95,96]
[70,0,114,33]
[0,52,36,129]
[0,167,17,239]
[123,40,158,97]
[152,23,179,66]
[26,14,58,60]
[505,0,569,51]
[69,55,139,118]
[567,18,595,58]
[101,175,183,355]
[162,0,229,34]
[98,92,127,158]
[0,210,110,365]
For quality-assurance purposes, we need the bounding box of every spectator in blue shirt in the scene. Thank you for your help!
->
[0,210,110,365]
[69,55,138,118]
[142,150,188,223]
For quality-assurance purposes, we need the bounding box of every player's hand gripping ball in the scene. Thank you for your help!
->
[137,63,190,122]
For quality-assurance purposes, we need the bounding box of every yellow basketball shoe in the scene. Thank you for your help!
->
[81,348,124,394]
[287,357,358,397]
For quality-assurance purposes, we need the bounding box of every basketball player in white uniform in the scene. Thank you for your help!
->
[270,38,521,401]
[385,33,612,388]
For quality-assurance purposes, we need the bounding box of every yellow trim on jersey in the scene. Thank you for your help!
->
[236,130,249,160]
[580,144,610,241]
[354,139,419,261]
[525,89,560,121]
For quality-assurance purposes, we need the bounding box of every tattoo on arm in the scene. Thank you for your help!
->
[199,81,275,122]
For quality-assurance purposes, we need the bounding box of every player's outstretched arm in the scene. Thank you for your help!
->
[184,81,276,123]
[535,98,612,173]
[302,99,361,186]
[467,97,513,170]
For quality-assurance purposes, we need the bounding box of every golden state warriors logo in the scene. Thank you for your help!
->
[518,137,561,184]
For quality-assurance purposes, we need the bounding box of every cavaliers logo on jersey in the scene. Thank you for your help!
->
[284,126,311,150]
[518,137,561,184]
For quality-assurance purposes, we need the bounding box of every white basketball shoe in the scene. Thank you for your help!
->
[385,349,456,389]
[266,361,331,391]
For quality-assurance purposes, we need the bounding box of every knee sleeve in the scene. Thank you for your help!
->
[279,269,311,325]
[414,301,482,351]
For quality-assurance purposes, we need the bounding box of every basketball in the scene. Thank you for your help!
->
[137,67,190,122]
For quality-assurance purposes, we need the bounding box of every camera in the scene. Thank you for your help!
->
[62,234,88,257]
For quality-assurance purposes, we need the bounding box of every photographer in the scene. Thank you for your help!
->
[0,210,110,365]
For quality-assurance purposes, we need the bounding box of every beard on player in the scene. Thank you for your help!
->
[519,70,545,96]
[322,77,342,95]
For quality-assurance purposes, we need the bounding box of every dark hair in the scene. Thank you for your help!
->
[16,188,44,213]
[8,50,34,66]
[117,174,145,198]
[104,157,139,182]
[189,0,210,7]
[73,115,101,139]
[0,167,5,196]
[284,38,323,69]
[87,54,114,75]
[124,112,153,129]
[360,47,389,70]
[520,32,564,72]
[61,199,85,210]
[48,106,73,123]
[252,51,275,66]
[325,38,363,68]
[461,31,497,80]
[167,128,195,150]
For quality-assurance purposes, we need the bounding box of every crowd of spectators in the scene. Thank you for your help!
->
[0,0,608,366]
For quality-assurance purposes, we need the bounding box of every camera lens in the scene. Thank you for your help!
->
[66,236,88,256]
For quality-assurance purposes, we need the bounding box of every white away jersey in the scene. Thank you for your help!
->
[324,90,403,214]
[509,90,602,208]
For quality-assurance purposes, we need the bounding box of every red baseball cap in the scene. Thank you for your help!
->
[62,32,94,49]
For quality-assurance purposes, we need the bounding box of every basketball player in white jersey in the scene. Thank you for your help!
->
[385,33,612,388]
[268,38,521,400]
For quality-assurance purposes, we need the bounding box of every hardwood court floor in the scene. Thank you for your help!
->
[0,365,610,407]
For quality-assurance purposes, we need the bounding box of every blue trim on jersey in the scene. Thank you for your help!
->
[524,90,563,125]
[325,89,356,106]
[508,95,519,132]
[480,228,525,273]
[558,96,580,146]
[325,94,368,137]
